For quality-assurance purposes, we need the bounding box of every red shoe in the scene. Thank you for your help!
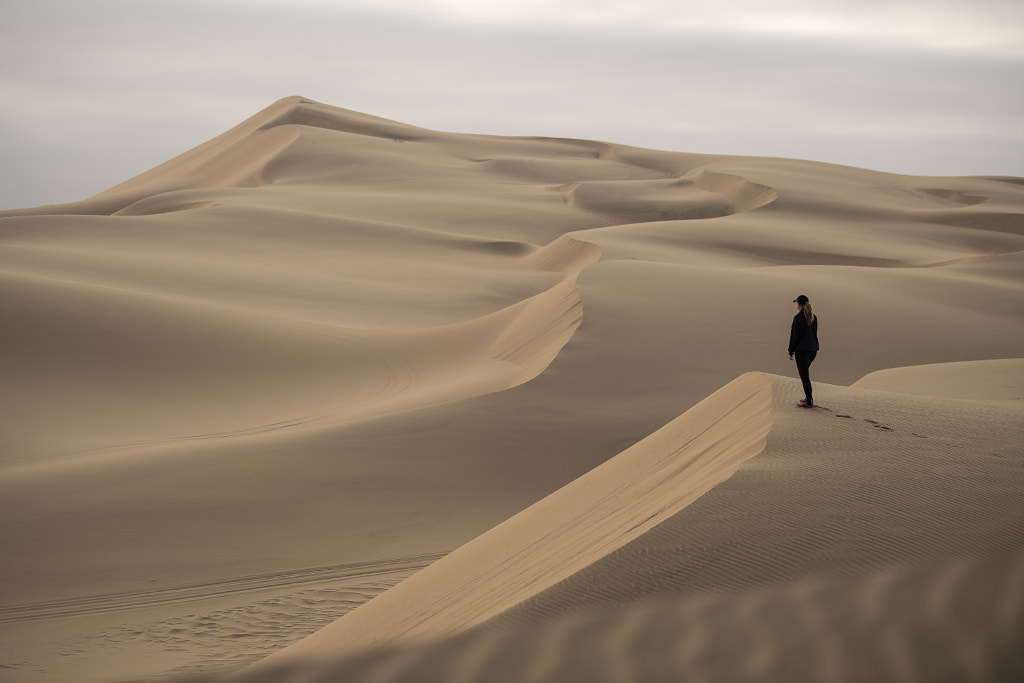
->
[798,399,814,408]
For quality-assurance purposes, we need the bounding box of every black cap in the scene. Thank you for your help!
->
[793,295,809,304]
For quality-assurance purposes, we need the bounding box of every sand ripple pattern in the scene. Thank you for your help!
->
[1,558,441,682]
[81,577,414,682]
[0,553,445,624]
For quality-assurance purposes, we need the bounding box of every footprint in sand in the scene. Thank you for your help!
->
[834,415,895,431]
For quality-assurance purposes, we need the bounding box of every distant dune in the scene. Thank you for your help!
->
[0,97,1022,682]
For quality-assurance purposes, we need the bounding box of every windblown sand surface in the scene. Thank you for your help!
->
[1,97,1022,682]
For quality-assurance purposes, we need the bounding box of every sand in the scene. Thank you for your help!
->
[0,97,1022,682]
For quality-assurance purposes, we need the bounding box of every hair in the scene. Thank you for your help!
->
[802,301,815,326]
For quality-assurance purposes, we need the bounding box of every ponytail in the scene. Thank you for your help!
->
[803,302,815,326]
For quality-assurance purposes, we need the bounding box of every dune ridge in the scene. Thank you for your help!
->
[489,236,602,384]
[1,97,1022,682]
[245,368,1024,675]
[246,372,774,666]
[481,372,1024,625]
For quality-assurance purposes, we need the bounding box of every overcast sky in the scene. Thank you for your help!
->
[1,0,1022,210]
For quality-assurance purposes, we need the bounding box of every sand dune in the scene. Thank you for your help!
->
[853,358,1024,404]
[241,371,1024,677]
[1,97,1022,682]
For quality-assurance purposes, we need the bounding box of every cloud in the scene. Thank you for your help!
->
[321,0,1024,56]
[1,0,1021,210]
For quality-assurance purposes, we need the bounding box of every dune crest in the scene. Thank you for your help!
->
[256,98,431,143]
[488,235,602,384]
[248,372,775,666]
[689,168,778,213]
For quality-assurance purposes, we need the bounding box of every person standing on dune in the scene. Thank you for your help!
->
[788,294,819,408]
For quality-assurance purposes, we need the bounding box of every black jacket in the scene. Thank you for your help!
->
[789,312,819,355]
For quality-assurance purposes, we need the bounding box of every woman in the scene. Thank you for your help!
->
[788,294,819,408]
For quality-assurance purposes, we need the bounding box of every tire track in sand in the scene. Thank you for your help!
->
[0,552,447,623]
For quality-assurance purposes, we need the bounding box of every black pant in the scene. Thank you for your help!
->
[795,351,817,404]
